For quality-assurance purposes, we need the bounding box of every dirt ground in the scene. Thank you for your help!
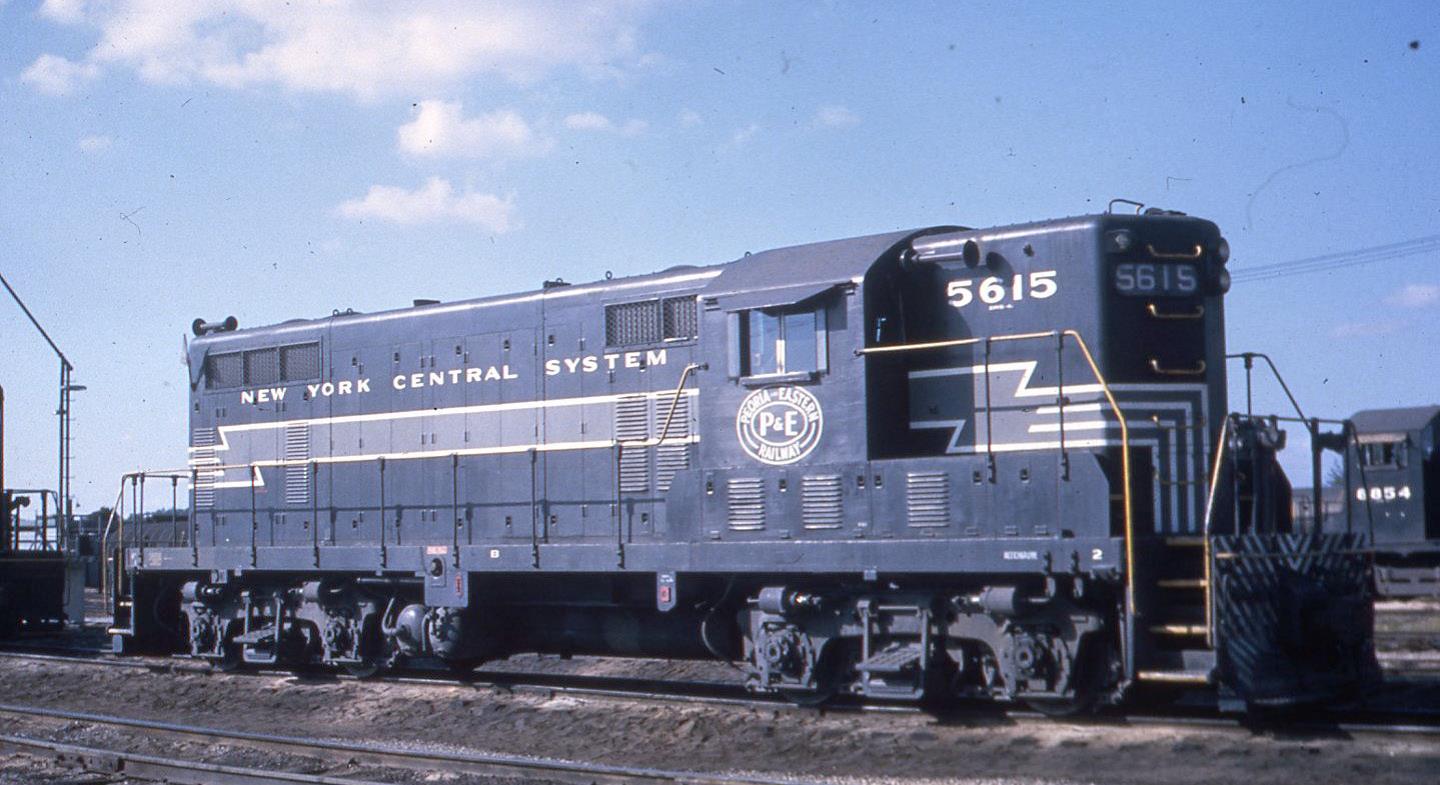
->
[0,656,1435,785]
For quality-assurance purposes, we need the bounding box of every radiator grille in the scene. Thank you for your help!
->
[615,395,651,493]
[606,301,662,347]
[727,477,766,531]
[283,423,311,505]
[191,428,218,509]
[906,471,950,528]
[662,296,698,340]
[654,393,691,493]
[280,343,321,381]
[206,353,243,389]
[801,475,844,530]
[243,347,280,385]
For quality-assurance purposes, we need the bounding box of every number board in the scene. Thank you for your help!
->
[1113,262,1199,297]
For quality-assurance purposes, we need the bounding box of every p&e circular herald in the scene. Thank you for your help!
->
[735,385,824,465]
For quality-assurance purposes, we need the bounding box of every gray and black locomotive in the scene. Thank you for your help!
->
[109,207,1378,710]
[1310,406,1440,598]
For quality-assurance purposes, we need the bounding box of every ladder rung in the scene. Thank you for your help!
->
[117,599,133,608]
[105,627,132,636]
[1150,624,1208,636]
[1165,537,1204,546]
[1136,670,1211,684]
[1156,579,1207,589]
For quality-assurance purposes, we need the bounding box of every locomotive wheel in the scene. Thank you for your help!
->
[342,660,382,679]
[1022,694,1096,717]
[778,643,849,707]
[214,644,242,673]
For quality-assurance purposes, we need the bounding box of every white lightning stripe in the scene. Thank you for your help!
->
[907,358,1212,532]
[205,435,702,486]
[1027,420,1110,432]
[190,388,699,454]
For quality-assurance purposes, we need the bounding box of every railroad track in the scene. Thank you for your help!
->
[0,702,835,785]
[1,643,1438,740]
[0,643,816,713]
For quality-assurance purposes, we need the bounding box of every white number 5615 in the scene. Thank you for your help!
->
[947,271,1057,309]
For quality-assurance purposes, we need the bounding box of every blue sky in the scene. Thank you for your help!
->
[1,1,1436,510]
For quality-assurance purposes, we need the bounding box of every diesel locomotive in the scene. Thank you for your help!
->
[108,206,1378,711]
[1313,406,1439,597]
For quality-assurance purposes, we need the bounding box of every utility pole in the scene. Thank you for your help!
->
[0,270,79,549]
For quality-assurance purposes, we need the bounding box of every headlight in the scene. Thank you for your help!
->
[1215,237,1230,265]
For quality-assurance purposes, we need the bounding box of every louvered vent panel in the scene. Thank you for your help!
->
[801,475,844,530]
[615,395,651,493]
[726,477,766,531]
[191,427,218,509]
[906,471,950,528]
[283,423,311,505]
[654,393,691,493]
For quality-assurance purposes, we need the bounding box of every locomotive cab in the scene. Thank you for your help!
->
[1340,406,1440,596]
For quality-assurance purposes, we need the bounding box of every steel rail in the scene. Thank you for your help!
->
[0,702,842,785]
[0,731,386,785]
[4,643,1437,734]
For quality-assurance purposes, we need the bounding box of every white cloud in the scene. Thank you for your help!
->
[20,53,99,95]
[563,111,646,136]
[813,105,859,128]
[38,0,88,24]
[1385,283,1440,309]
[28,2,657,101]
[729,123,761,146]
[678,109,702,127]
[564,111,613,131]
[1330,321,1401,339]
[77,134,112,154]
[397,101,549,159]
[336,178,515,231]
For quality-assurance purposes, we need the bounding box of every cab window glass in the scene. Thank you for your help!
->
[737,306,826,376]
[1360,441,1404,468]
[747,311,780,374]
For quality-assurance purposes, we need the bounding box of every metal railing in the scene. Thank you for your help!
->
[2,488,62,552]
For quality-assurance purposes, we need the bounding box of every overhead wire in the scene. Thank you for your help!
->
[1229,234,1440,283]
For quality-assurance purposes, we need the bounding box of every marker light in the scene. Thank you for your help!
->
[1212,268,1232,295]
[1106,230,1135,253]
[1215,237,1230,265]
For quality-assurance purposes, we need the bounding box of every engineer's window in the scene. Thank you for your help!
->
[1360,441,1404,468]
[739,307,826,376]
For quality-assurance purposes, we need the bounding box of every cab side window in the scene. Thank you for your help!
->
[733,306,827,377]
[1360,440,1406,469]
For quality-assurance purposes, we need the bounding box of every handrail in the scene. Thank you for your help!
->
[1199,415,1232,647]
[1227,352,1307,423]
[856,329,1135,615]
[614,363,701,566]
[2,488,61,552]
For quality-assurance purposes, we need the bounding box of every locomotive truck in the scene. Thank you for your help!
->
[107,206,1378,711]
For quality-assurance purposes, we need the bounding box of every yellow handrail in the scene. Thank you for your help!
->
[1061,330,1134,615]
